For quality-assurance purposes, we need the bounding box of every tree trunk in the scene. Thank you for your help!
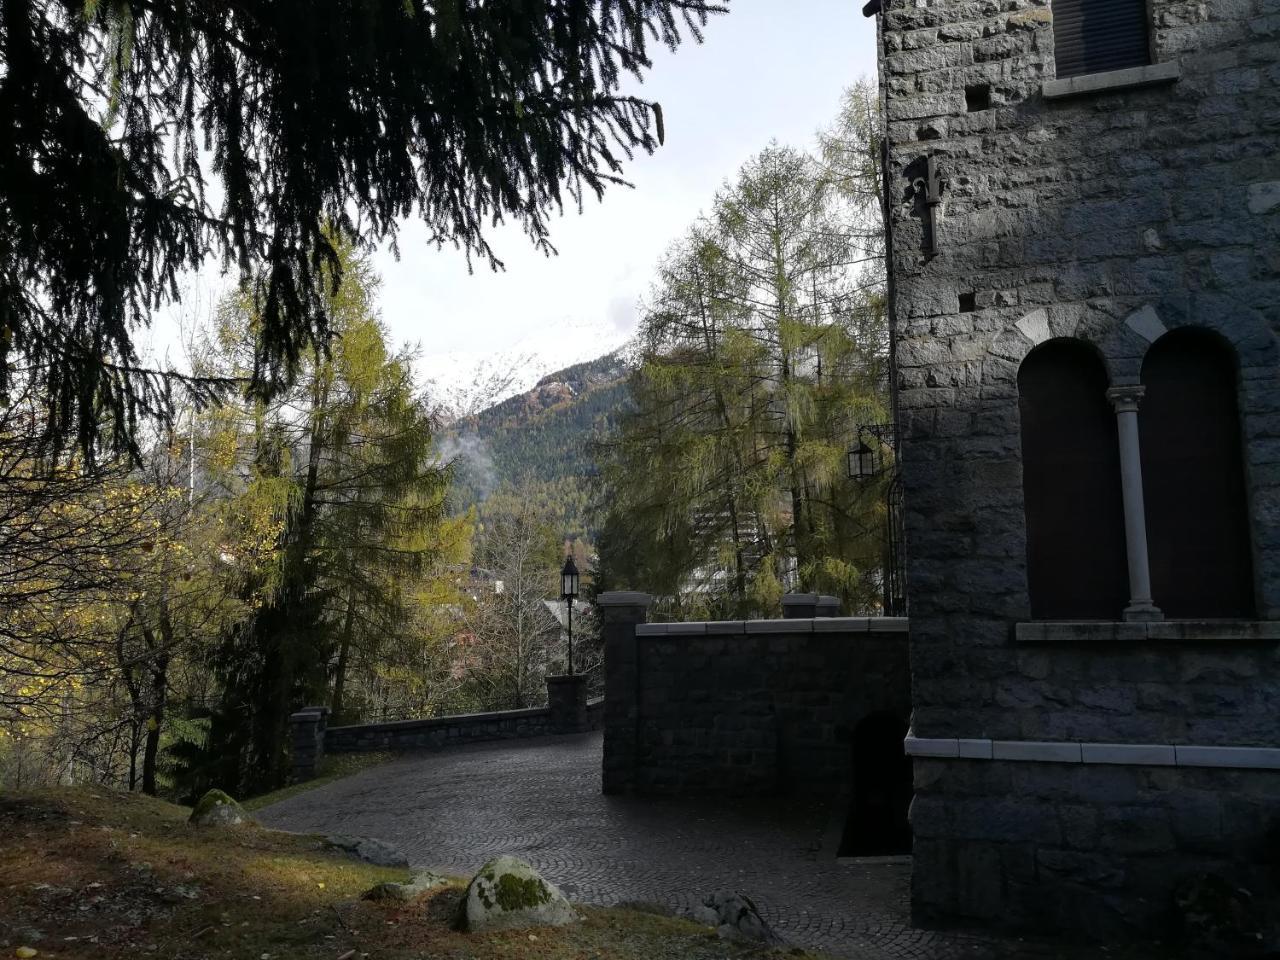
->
[330,589,357,718]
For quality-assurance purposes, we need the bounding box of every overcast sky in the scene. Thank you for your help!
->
[151,2,878,402]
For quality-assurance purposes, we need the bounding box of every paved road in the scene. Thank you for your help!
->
[258,733,1125,959]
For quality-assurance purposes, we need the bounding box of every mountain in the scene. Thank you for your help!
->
[442,351,632,540]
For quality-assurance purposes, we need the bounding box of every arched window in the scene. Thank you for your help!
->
[1018,340,1129,619]
[1140,329,1255,618]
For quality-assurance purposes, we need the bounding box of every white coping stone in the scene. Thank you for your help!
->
[1175,745,1280,770]
[902,738,1280,770]
[705,620,748,635]
[993,740,1082,763]
[1015,308,1051,345]
[635,624,668,636]
[812,617,871,633]
[1247,181,1280,215]
[596,591,653,607]
[1082,742,1176,766]
[1124,304,1167,344]
[666,622,708,635]
[1042,60,1181,99]
[957,738,993,760]
[869,617,910,633]
[746,618,813,633]
[904,736,959,758]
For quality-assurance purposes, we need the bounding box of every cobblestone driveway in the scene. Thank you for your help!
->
[259,733,1144,960]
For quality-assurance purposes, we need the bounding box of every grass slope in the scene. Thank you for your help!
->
[0,787,825,960]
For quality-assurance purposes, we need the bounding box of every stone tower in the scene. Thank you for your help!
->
[867,0,1280,939]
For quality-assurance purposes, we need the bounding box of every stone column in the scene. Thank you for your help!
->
[289,706,330,783]
[545,674,589,734]
[1107,385,1163,622]
[597,591,651,795]
[781,592,820,619]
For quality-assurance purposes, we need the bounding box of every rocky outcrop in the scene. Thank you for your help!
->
[454,855,577,933]
[683,892,783,945]
[325,835,410,869]
[362,870,450,903]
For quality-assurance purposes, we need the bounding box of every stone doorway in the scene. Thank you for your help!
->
[838,711,912,857]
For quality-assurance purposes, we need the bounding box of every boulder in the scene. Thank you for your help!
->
[362,870,450,903]
[454,855,577,933]
[684,892,784,945]
[325,835,410,869]
[188,790,249,827]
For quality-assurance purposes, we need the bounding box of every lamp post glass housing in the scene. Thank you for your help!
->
[848,441,877,481]
[561,556,579,675]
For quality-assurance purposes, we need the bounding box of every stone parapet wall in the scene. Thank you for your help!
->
[324,706,554,754]
[290,677,606,781]
[601,596,911,797]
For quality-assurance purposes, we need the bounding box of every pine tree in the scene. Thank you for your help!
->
[1,0,723,459]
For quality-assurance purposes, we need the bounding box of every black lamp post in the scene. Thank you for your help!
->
[561,555,580,675]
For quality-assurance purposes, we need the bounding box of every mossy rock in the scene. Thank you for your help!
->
[454,855,577,933]
[363,870,450,903]
[188,789,250,827]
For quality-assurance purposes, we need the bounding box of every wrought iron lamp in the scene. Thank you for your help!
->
[847,423,907,617]
[848,440,878,481]
[561,555,580,675]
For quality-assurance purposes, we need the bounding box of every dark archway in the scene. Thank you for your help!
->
[1018,338,1129,619]
[839,711,911,857]
[1140,328,1255,618]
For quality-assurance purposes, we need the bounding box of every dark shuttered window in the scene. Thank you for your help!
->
[1018,340,1129,620]
[1052,0,1151,79]
[1140,329,1255,619]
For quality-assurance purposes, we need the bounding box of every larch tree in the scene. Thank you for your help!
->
[186,238,457,794]
[599,89,890,615]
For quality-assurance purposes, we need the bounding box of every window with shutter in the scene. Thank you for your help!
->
[1052,0,1151,79]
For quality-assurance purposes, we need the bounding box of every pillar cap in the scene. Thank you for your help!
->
[596,591,653,608]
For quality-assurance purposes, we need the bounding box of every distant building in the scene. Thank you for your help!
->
[868,0,1279,940]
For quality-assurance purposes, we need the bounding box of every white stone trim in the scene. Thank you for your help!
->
[1042,61,1181,100]
[1174,746,1280,770]
[905,735,1280,770]
[1015,308,1051,346]
[635,617,910,638]
[1124,304,1167,344]
[993,739,1082,764]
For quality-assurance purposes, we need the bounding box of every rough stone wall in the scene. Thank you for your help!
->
[876,0,1280,938]
[325,706,554,753]
[605,618,910,796]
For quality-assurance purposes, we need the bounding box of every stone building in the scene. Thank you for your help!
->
[865,0,1280,940]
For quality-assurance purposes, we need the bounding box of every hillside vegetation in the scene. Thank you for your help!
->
[445,351,632,541]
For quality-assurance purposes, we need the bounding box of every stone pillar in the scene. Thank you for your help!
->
[781,592,820,618]
[597,591,651,795]
[1107,385,1163,622]
[289,706,330,783]
[545,674,589,734]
